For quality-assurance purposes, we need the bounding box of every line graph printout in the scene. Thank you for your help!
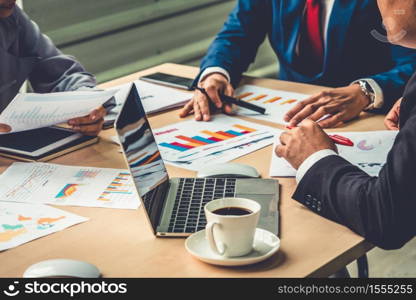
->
[234,85,310,125]
[0,202,88,251]
[270,131,399,177]
[0,163,139,210]
[153,115,275,171]
[0,89,118,134]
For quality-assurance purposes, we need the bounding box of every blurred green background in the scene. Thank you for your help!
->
[23,0,278,83]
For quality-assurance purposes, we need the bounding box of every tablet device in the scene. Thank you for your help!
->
[0,127,98,161]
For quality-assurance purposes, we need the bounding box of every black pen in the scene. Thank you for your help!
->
[194,87,266,115]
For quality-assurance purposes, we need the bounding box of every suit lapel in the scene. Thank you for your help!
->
[279,0,305,64]
[324,0,358,70]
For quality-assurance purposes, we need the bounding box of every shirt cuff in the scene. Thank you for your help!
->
[296,149,339,183]
[352,78,384,110]
[199,67,231,83]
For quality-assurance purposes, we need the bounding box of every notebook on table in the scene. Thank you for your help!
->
[0,126,98,162]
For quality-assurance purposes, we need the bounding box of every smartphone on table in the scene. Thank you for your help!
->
[139,72,194,90]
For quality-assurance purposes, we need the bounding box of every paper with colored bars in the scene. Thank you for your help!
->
[0,162,140,210]
[270,130,399,177]
[233,85,309,125]
[0,89,118,134]
[0,202,88,251]
[153,115,275,171]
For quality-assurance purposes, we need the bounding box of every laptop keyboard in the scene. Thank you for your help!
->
[168,178,236,233]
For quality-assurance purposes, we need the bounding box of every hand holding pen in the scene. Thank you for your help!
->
[179,73,234,121]
[286,125,354,147]
[276,119,340,169]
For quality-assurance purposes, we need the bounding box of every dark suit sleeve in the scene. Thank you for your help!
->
[195,0,271,87]
[16,8,96,92]
[368,45,416,113]
[292,111,416,250]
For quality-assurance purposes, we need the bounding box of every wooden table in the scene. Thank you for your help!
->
[0,63,382,278]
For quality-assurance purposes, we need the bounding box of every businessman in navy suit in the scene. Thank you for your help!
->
[276,0,416,250]
[180,0,416,128]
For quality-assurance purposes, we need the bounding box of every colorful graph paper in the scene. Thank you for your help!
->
[158,124,257,152]
[97,172,134,202]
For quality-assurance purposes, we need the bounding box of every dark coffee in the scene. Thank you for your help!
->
[212,206,252,216]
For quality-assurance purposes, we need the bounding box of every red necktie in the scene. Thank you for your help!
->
[297,0,324,74]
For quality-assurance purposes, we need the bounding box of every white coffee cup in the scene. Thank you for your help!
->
[204,198,260,257]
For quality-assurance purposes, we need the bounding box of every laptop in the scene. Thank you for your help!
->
[115,83,279,237]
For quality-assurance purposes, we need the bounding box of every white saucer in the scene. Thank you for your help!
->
[185,228,280,267]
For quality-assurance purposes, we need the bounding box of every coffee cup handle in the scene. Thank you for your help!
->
[206,222,226,256]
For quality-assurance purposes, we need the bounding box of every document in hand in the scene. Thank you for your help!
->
[0,89,118,134]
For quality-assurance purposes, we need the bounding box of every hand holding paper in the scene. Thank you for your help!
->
[0,89,118,134]
[67,105,107,136]
[0,123,11,133]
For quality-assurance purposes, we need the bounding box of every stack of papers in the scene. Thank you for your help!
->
[0,162,141,251]
[104,80,192,126]
[153,115,275,171]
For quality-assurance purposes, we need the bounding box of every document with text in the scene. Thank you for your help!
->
[0,162,140,210]
[0,89,118,134]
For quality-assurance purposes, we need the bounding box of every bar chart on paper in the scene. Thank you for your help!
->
[154,115,275,171]
[233,85,310,124]
[97,172,135,203]
[159,124,258,152]
[0,163,139,210]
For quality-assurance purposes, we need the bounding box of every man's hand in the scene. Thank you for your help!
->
[284,84,371,128]
[68,106,106,136]
[0,123,11,133]
[179,73,234,121]
[384,98,401,131]
[275,119,337,169]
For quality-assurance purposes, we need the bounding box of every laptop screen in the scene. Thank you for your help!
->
[115,83,169,233]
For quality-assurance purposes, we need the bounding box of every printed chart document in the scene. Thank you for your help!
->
[270,130,399,177]
[234,85,310,125]
[0,163,140,210]
[0,202,88,251]
[104,80,192,125]
[153,115,275,171]
[0,89,118,134]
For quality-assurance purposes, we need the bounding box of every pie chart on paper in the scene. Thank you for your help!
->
[357,140,375,151]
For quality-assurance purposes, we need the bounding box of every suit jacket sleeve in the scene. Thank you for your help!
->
[195,0,270,87]
[367,45,416,113]
[292,109,416,250]
[16,8,96,92]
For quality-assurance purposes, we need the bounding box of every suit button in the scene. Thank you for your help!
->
[317,207,322,212]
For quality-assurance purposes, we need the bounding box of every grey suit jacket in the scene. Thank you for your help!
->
[0,6,96,113]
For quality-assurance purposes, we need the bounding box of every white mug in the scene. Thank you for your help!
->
[204,198,260,257]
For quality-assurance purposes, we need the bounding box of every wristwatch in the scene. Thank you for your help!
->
[356,80,376,111]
